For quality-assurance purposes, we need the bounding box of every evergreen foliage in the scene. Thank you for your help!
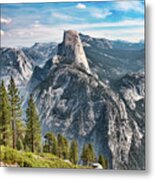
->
[1,146,79,168]
[25,94,42,152]
[8,76,23,149]
[57,134,69,159]
[98,154,108,169]
[81,143,96,166]
[0,80,102,169]
[43,132,58,155]
[70,140,78,164]
[0,81,11,147]
[16,119,25,150]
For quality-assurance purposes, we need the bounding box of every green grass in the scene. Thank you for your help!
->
[0,146,80,168]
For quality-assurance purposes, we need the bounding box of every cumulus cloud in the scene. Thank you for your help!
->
[76,3,86,9]
[0,17,12,24]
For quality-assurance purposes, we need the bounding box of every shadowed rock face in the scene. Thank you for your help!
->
[57,30,91,74]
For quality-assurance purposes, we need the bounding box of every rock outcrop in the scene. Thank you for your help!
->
[56,30,91,74]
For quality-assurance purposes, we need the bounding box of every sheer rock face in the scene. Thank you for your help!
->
[118,72,145,110]
[57,30,91,74]
[33,64,133,169]
[116,72,145,169]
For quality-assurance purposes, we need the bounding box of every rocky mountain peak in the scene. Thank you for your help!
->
[0,47,33,87]
[57,30,91,73]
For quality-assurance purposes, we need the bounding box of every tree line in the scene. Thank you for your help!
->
[43,131,108,168]
[0,77,108,168]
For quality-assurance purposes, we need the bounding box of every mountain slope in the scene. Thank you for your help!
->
[115,72,145,169]
[22,42,57,67]
[80,34,144,82]
[32,30,144,169]
[0,47,33,87]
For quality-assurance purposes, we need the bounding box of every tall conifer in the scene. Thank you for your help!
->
[25,94,41,152]
[98,154,108,169]
[81,143,96,166]
[70,140,78,164]
[57,134,69,159]
[0,81,11,146]
[8,76,23,149]
[44,132,58,155]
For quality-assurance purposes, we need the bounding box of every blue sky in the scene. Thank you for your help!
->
[1,0,145,47]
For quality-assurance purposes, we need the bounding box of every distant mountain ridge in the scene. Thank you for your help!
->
[80,33,144,51]
[0,33,144,88]
[22,42,57,67]
[80,34,144,83]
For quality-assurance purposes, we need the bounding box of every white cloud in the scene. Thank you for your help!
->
[1,24,63,47]
[92,11,112,19]
[76,3,86,9]
[51,12,73,21]
[0,30,5,36]
[1,19,144,47]
[0,17,12,24]
[115,1,144,13]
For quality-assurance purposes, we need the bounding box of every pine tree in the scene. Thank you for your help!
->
[8,76,23,149]
[87,143,96,163]
[16,119,25,150]
[57,134,69,159]
[44,132,58,155]
[0,81,11,147]
[98,154,108,169]
[25,94,42,152]
[81,144,89,165]
[63,137,69,159]
[70,140,78,164]
[81,143,96,166]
